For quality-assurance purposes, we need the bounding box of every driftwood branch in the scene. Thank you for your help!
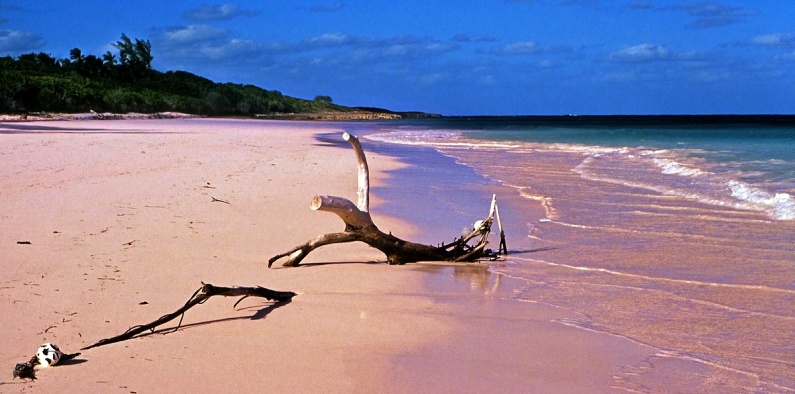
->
[343,132,370,212]
[82,283,296,350]
[268,132,506,267]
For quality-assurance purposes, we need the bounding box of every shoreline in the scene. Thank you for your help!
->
[0,111,204,122]
[0,109,442,123]
[320,126,660,392]
[406,124,795,391]
[2,118,656,392]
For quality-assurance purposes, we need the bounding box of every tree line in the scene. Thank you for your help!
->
[0,34,340,116]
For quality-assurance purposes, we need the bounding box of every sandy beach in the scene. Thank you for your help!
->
[1,119,655,393]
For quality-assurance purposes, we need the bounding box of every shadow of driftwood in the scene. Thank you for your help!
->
[508,247,558,254]
[286,260,385,268]
[146,299,293,336]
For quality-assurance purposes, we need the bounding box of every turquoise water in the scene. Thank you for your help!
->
[362,117,795,221]
[355,116,795,392]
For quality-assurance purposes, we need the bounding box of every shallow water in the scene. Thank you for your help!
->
[359,118,795,393]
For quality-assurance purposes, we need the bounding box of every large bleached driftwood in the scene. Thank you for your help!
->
[268,132,505,267]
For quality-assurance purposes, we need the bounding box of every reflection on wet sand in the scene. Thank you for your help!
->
[413,262,503,295]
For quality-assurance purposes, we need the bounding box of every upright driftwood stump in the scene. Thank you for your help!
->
[269,132,505,267]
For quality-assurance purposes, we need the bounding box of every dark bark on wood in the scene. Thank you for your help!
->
[81,283,296,350]
[268,132,503,267]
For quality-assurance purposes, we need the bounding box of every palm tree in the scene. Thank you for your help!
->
[133,39,153,70]
[102,51,116,67]
[69,48,84,64]
[113,34,153,81]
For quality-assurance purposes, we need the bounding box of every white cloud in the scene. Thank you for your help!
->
[298,34,456,59]
[425,42,457,54]
[310,1,345,13]
[419,72,446,85]
[608,43,670,62]
[779,51,795,61]
[749,33,795,48]
[153,24,271,68]
[0,29,45,53]
[199,38,262,59]
[184,4,258,21]
[629,2,655,10]
[304,33,352,47]
[161,25,228,45]
[497,41,541,55]
[493,41,571,56]
[632,2,755,29]
[479,74,496,85]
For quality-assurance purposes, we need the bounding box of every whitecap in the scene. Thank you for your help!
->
[653,158,709,177]
[728,181,795,221]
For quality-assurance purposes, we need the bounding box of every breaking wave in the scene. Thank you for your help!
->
[367,129,795,221]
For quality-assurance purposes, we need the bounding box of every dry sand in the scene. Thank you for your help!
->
[1,119,654,393]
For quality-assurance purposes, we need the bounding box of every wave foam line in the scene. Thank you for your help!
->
[576,155,795,221]
[651,350,794,393]
[544,218,792,251]
[363,131,521,149]
[555,319,793,392]
[513,187,559,220]
[510,256,795,295]
[568,279,795,320]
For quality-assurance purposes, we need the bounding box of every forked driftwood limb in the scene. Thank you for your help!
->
[268,132,506,267]
[82,283,296,350]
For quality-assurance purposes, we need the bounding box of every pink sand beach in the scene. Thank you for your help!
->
[1,119,655,393]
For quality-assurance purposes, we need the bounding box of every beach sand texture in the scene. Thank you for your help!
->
[2,119,660,393]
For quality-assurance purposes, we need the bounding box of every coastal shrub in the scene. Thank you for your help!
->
[1,34,346,116]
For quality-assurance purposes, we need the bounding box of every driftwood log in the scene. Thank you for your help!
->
[82,283,296,350]
[269,132,506,267]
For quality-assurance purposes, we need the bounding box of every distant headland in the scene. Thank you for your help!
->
[0,34,440,121]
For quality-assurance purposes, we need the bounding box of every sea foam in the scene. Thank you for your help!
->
[367,129,795,221]
[728,180,795,221]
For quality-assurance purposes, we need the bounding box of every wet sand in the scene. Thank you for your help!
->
[429,142,795,392]
[1,119,654,393]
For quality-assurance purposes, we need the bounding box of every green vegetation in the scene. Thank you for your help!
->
[0,34,346,116]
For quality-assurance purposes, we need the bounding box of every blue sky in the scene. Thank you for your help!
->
[1,1,794,115]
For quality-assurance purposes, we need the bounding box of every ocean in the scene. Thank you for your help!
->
[348,116,795,392]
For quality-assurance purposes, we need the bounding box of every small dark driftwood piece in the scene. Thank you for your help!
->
[12,351,80,380]
[268,132,506,267]
[82,283,296,350]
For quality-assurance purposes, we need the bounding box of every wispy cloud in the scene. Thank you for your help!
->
[633,2,755,29]
[746,33,795,48]
[298,33,458,57]
[303,33,354,47]
[153,24,273,65]
[493,41,572,55]
[197,39,267,60]
[629,2,655,10]
[160,24,228,44]
[310,1,346,13]
[154,28,461,72]
[0,29,45,53]
[678,2,753,29]
[495,41,542,55]
[0,0,25,13]
[506,0,597,6]
[562,0,598,6]
[608,43,671,62]
[183,4,259,22]
[450,33,497,43]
